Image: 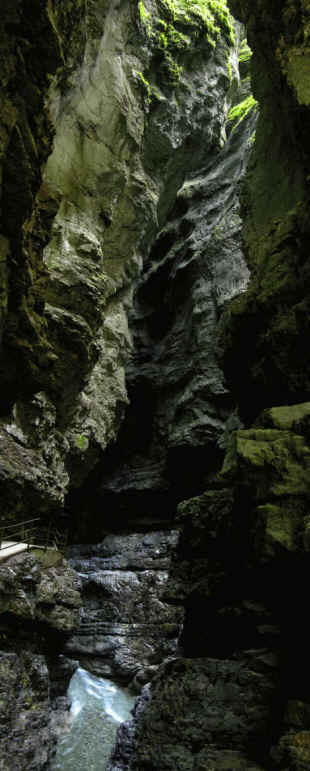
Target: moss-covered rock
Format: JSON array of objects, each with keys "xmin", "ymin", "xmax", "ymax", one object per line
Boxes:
[
  {"xmin": 274, "ymin": 730, "xmax": 310, "ymax": 770},
  {"xmin": 0, "ymin": 1, "xmax": 63, "ymax": 404},
  {"xmin": 257, "ymin": 402, "xmax": 310, "ymax": 432},
  {"xmin": 227, "ymin": 93, "xmax": 258, "ymax": 130},
  {"xmin": 137, "ymin": 402, "xmax": 310, "ymax": 769},
  {"xmin": 222, "ymin": 427, "xmax": 310, "ymax": 499},
  {"xmin": 219, "ymin": 0, "xmax": 310, "ymax": 414},
  {"xmin": 221, "ymin": 403, "xmax": 310, "ymax": 556}
]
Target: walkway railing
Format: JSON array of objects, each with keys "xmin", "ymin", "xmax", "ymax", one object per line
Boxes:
[{"xmin": 0, "ymin": 518, "xmax": 68, "ymax": 553}]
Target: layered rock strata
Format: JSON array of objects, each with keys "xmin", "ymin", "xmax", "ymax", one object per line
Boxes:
[{"xmin": 66, "ymin": 530, "xmax": 182, "ymax": 689}]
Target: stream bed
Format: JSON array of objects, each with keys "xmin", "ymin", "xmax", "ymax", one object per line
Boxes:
[{"xmin": 52, "ymin": 668, "xmax": 136, "ymax": 771}]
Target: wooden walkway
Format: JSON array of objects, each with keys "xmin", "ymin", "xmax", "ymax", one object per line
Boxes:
[
  {"xmin": 0, "ymin": 542, "xmax": 33, "ymax": 562},
  {"xmin": 0, "ymin": 518, "xmax": 67, "ymax": 563}
]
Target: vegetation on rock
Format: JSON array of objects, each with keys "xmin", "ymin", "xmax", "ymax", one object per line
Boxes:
[
  {"xmin": 137, "ymin": 0, "xmax": 234, "ymax": 87},
  {"xmin": 227, "ymin": 94, "xmax": 258, "ymax": 129},
  {"xmin": 217, "ymin": 0, "xmax": 310, "ymax": 416},
  {"xmin": 2, "ymin": 1, "xmax": 310, "ymax": 770}
]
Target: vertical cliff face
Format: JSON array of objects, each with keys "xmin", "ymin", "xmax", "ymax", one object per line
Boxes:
[
  {"xmin": 0, "ymin": 2, "xmax": 248, "ymax": 768},
  {"xmin": 93, "ymin": 100, "xmax": 256, "ymax": 531},
  {"xmin": 69, "ymin": 26, "xmax": 257, "ymax": 536},
  {"xmin": 1, "ymin": 1, "xmax": 310, "ymax": 770},
  {"xmin": 219, "ymin": 0, "xmax": 310, "ymax": 417},
  {"xmin": 0, "ymin": 0, "xmax": 237, "ymax": 526},
  {"xmin": 107, "ymin": 3, "xmax": 310, "ymax": 770}
]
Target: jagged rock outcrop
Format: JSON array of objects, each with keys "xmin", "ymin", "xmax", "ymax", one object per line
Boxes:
[
  {"xmin": 95, "ymin": 101, "xmax": 256, "ymax": 526},
  {"xmin": 66, "ymin": 530, "xmax": 182, "ymax": 688},
  {"xmin": 0, "ymin": 550, "xmax": 81, "ymax": 770},
  {"xmin": 0, "ymin": 550, "xmax": 81, "ymax": 629},
  {"xmin": 70, "ymin": 27, "xmax": 257, "ymax": 534},
  {"xmin": 108, "ymin": 656, "xmax": 274, "ymax": 770}
]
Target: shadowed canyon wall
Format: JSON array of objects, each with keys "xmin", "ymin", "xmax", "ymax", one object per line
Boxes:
[{"xmin": 1, "ymin": 1, "xmax": 310, "ymax": 769}]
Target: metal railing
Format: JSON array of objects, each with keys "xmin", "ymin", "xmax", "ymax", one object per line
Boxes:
[{"xmin": 0, "ymin": 518, "xmax": 68, "ymax": 553}]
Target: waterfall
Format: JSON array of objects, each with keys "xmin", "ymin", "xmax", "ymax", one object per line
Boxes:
[{"xmin": 52, "ymin": 668, "xmax": 136, "ymax": 771}]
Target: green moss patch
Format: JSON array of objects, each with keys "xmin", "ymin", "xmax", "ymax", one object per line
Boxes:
[
  {"xmin": 30, "ymin": 548, "xmax": 64, "ymax": 568},
  {"xmin": 257, "ymin": 503, "xmax": 299, "ymax": 551},
  {"xmin": 257, "ymin": 402, "xmax": 310, "ymax": 432},
  {"xmin": 157, "ymin": 0, "xmax": 234, "ymax": 47},
  {"xmin": 137, "ymin": 0, "xmax": 234, "ymax": 88},
  {"xmin": 222, "ymin": 425, "xmax": 310, "ymax": 500},
  {"xmin": 228, "ymin": 94, "xmax": 258, "ymax": 128},
  {"xmin": 238, "ymin": 38, "xmax": 252, "ymax": 63},
  {"xmin": 74, "ymin": 434, "xmax": 89, "ymax": 452},
  {"xmin": 286, "ymin": 48, "xmax": 310, "ymax": 105}
]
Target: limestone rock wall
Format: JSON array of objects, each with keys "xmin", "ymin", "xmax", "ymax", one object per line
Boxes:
[
  {"xmin": 2, "ymin": 2, "xmax": 310, "ymax": 771},
  {"xmin": 96, "ymin": 101, "xmax": 256, "ymax": 526},
  {"xmin": 0, "ymin": 0, "xmax": 239, "ymax": 525},
  {"xmin": 107, "ymin": 2, "xmax": 310, "ymax": 769},
  {"xmin": 219, "ymin": 0, "xmax": 310, "ymax": 417},
  {"xmin": 0, "ymin": 3, "xmax": 251, "ymax": 769}
]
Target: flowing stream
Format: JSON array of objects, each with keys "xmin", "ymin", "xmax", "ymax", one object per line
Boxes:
[{"xmin": 52, "ymin": 668, "xmax": 136, "ymax": 771}]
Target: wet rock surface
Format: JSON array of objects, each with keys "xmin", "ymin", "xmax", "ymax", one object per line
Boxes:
[
  {"xmin": 0, "ymin": 551, "xmax": 81, "ymax": 770},
  {"xmin": 66, "ymin": 531, "xmax": 183, "ymax": 687},
  {"xmin": 0, "ymin": 649, "xmax": 78, "ymax": 771},
  {"xmin": 0, "ymin": 0, "xmax": 62, "ymax": 397}
]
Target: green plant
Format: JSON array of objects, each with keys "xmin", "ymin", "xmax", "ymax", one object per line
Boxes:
[
  {"xmin": 138, "ymin": 71, "xmax": 152, "ymax": 102},
  {"xmin": 239, "ymin": 38, "xmax": 252, "ymax": 63},
  {"xmin": 158, "ymin": 0, "xmax": 234, "ymax": 47},
  {"xmin": 228, "ymin": 94, "xmax": 258, "ymax": 128},
  {"xmin": 139, "ymin": 1, "xmax": 152, "ymax": 35},
  {"xmin": 31, "ymin": 548, "xmax": 64, "ymax": 568},
  {"xmin": 75, "ymin": 433, "xmax": 89, "ymax": 451}
]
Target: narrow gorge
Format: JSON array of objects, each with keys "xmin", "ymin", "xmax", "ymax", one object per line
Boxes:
[{"xmin": 1, "ymin": 1, "xmax": 310, "ymax": 769}]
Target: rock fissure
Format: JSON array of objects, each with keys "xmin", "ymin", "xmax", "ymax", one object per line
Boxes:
[{"xmin": 1, "ymin": 1, "xmax": 310, "ymax": 770}]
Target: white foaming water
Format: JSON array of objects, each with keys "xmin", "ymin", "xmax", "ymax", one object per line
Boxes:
[{"xmin": 52, "ymin": 668, "xmax": 135, "ymax": 771}]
